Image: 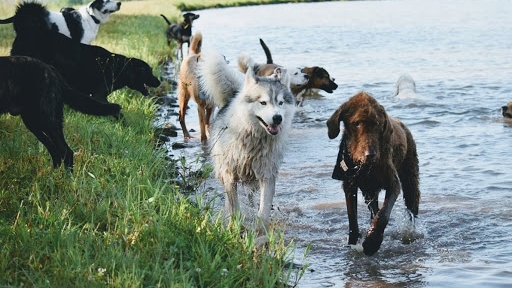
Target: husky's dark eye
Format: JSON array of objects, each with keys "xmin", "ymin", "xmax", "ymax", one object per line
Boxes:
[{"xmin": 260, "ymin": 101, "xmax": 267, "ymax": 105}]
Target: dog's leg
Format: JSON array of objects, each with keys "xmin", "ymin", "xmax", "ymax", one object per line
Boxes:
[
  {"xmin": 21, "ymin": 113, "xmax": 73, "ymax": 170},
  {"xmin": 399, "ymin": 133, "xmax": 420, "ymax": 217},
  {"xmin": 197, "ymin": 103, "xmax": 207, "ymax": 142},
  {"xmin": 343, "ymin": 180, "xmax": 360, "ymax": 245},
  {"xmin": 178, "ymin": 82, "xmax": 191, "ymax": 139},
  {"xmin": 257, "ymin": 177, "xmax": 276, "ymax": 234},
  {"xmin": 204, "ymin": 106, "xmax": 213, "ymax": 140},
  {"xmin": 224, "ymin": 180, "xmax": 240, "ymax": 222},
  {"xmin": 364, "ymin": 192, "xmax": 379, "ymax": 221},
  {"xmin": 177, "ymin": 43, "xmax": 183, "ymax": 60},
  {"xmin": 362, "ymin": 173, "xmax": 400, "ymax": 256}
]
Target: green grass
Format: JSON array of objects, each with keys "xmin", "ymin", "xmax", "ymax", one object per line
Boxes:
[{"xmin": 0, "ymin": 0, "xmax": 308, "ymax": 286}]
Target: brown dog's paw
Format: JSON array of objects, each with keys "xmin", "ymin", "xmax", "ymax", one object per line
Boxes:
[{"xmin": 362, "ymin": 233, "xmax": 383, "ymax": 256}]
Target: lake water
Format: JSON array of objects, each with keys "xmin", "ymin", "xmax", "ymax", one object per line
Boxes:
[{"xmin": 157, "ymin": 0, "xmax": 512, "ymax": 287}]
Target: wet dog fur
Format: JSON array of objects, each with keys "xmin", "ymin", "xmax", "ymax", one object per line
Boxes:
[
  {"xmin": 200, "ymin": 51, "xmax": 296, "ymax": 234},
  {"xmin": 0, "ymin": 1, "xmax": 121, "ymax": 44},
  {"xmin": 0, "ymin": 56, "xmax": 121, "ymax": 170},
  {"xmin": 161, "ymin": 12, "xmax": 200, "ymax": 60},
  {"xmin": 327, "ymin": 91, "xmax": 420, "ymax": 255}
]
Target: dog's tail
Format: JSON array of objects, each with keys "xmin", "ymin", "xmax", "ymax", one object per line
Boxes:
[
  {"xmin": 160, "ymin": 14, "xmax": 172, "ymax": 25},
  {"xmin": 197, "ymin": 51, "xmax": 244, "ymax": 109},
  {"xmin": 6, "ymin": 2, "xmax": 53, "ymax": 34},
  {"xmin": 189, "ymin": 31, "xmax": 202, "ymax": 55},
  {"xmin": 64, "ymin": 88, "xmax": 122, "ymax": 118},
  {"xmin": 237, "ymin": 51, "xmax": 254, "ymax": 74},
  {"xmin": 0, "ymin": 16, "xmax": 14, "ymax": 24},
  {"xmin": 259, "ymin": 38, "xmax": 273, "ymax": 64}
]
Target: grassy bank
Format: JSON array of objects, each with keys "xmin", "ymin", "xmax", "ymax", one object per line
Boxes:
[{"xmin": 0, "ymin": 0, "xmax": 306, "ymax": 286}]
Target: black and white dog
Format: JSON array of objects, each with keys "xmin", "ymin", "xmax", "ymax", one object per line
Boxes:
[{"xmin": 0, "ymin": 0, "xmax": 121, "ymax": 44}]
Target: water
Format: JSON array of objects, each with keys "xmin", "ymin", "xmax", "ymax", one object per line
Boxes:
[{"xmin": 157, "ymin": 0, "xmax": 512, "ymax": 286}]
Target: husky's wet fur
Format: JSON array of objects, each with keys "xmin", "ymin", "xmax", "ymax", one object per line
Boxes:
[{"xmin": 200, "ymin": 52, "xmax": 296, "ymax": 234}]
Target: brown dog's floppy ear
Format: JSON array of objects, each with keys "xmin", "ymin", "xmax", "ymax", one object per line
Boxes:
[
  {"xmin": 327, "ymin": 104, "xmax": 345, "ymax": 139},
  {"xmin": 379, "ymin": 105, "xmax": 393, "ymax": 138}
]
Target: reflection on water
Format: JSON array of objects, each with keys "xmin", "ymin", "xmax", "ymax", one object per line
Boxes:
[{"xmin": 159, "ymin": 0, "xmax": 512, "ymax": 286}]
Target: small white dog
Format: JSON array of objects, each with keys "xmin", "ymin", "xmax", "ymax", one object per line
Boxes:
[{"xmin": 394, "ymin": 73, "xmax": 420, "ymax": 99}]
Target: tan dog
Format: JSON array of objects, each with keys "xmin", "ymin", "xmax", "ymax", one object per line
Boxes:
[
  {"xmin": 177, "ymin": 31, "xmax": 214, "ymax": 142},
  {"xmin": 502, "ymin": 101, "xmax": 512, "ymax": 119},
  {"xmin": 327, "ymin": 91, "xmax": 420, "ymax": 256}
]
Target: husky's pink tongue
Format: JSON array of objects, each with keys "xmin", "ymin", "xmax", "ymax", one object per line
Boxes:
[{"xmin": 268, "ymin": 124, "xmax": 279, "ymax": 135}]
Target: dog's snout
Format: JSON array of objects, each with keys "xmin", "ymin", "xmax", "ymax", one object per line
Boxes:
[{"xmin": 273, "ymin": 114, "xmax": 283, "ymax": 125}]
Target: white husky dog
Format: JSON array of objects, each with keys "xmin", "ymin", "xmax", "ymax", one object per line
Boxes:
[
  {"xmin": 198, "ymin": 51, "xmax": 296, "ymax": 232},
  {"xmin": 394, "ymin": 73, "xmax": 420, "ymax": 99}
]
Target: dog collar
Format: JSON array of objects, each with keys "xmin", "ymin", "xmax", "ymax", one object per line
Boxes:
[
  {"xmin": 87, "ymin": 4, "xmax": 100, "ymax": 24},
  {"xmin": 332, "ymin": 136, "xmax": 362, "ymax": 181},
  {"xmin": 90, "ymin": 14, "xmax": 100, "ymax": 24}
]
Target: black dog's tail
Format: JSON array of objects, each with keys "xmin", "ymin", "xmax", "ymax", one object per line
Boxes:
[
  {"xmin": 259, "ymin": 38, "xmax": 273, "ymax": 64},
  {"xmin": 64, "ymin": 88, "xmax": 122, "ymax": 117},
  {"xmin": 160, "ymin": 14, "xmax": 172, "ymax": 25},
  {"xmin": 5, "ymin": 2, "xmax": 52, "ymax": 34},
  {"xmin": 0, "ymin": 16, "xmax": 14, "ymax": 24}
]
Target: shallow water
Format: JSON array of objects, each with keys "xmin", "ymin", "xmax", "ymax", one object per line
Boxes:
[{"xmin": 157, "ymin": 0, "xmax": 512, "ymax": 286}]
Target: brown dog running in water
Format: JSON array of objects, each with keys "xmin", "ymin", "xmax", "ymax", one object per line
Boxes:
[
  {"xmin": 177, "ymin": 31, "xmax": 214, "ymax": 142},
  {"xmin": 327, "ymin": 91, "xmax": 420, "ymax": 255}
]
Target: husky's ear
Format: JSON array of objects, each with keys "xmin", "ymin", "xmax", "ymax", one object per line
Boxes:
[
  {"xmin": 245, "ymin": 66, "xmax": 258, "ymax": 86},
  {"xmin": 326, "ymin": 102, "xmax": 347, "ymax": 139}
]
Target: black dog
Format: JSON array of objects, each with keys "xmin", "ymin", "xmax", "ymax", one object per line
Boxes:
[
  {"xmin": 5, "ymin": 2, "xmax": 160, "ymax": 117},
  {"xmin": 161, "ymin": 12, "xmax": 199, "ymax": 59},
  {"xmin": 0, "ymin": 56, "xmax": 121, "ymax": 170},
  {"xmin": 68, "ymin": 44, "xmax": 162, "ymax": 104}
]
